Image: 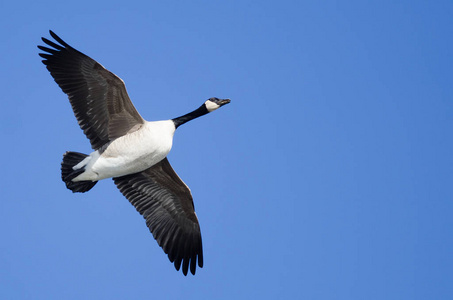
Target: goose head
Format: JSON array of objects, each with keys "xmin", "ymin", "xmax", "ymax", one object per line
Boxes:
[{"xmin": 204, "ymin": 97, "xmax": 231, "ymax": 112}]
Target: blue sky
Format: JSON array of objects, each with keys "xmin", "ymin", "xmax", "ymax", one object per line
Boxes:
[{"xmin": 1, "ymin": 1, "xmax": 452, "ymax": 299}]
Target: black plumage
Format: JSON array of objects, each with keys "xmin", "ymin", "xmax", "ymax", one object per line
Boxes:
[
  {"xmin": 38, "ymin": 31, "xmax": 144, "ymax": 150},
  {"xmin": 114, "ymin": 158, "xmax": 203, "ymax": 275}
]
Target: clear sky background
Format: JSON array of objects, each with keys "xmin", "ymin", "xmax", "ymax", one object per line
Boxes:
[{"xmin": 1, "ymin": 1, "xmax": 452, "ymax": 299}]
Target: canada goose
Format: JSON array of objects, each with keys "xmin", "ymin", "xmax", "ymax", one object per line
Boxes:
[{"xmin": 38, "ymin": 31, "xmax": 230, "ymax": 276}]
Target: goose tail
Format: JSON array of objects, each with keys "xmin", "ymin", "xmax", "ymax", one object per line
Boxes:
[{"xmin": 61, "ymin": 151, "xmax": 97, "ymax": 193}]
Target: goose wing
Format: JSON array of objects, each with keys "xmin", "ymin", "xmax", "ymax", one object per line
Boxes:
[
  {"xmin": 113, "ymin": 158, "xmax": 203, "ymax": 276},
  {"xmin": 38, "ymin": 30, "xmax": 145, "ymax": 150}
]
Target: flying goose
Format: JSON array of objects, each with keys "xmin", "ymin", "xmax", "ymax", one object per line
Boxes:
[{"xmin": 38, "ymin": 31, "xmax": 230, "ymax": 276}]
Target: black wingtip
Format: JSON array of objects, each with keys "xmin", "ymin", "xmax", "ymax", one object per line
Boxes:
[
  {"xmin": 198, "ymin": 254, "xmax": 204, "ymax": 268},
  {"xmin": 48, "ymin": 30, "xmax": 71, "ymax": 48},
  {"xmin": 174, "ymin": 256, "xmax": 183, "ymax": 272},
  {"xmin": 182, "ymin": 258, "xmax": 190, "ymax": 276}
]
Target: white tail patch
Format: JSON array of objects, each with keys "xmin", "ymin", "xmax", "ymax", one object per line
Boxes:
[{"xmin": 73, "ymin": 154, "xmax": 92, "ymax": 170}]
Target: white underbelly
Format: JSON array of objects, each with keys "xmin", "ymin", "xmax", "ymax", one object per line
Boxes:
[
  {"xmin": 93, "ymin": 144, "xmax": 169, "ymax": 179},
  {"xmin": 73, "ymin": 120, "xmax": 175, "ymax": 181}
]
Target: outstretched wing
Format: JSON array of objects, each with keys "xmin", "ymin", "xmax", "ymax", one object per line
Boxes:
[
  {"xmin": 113, "ymin": 158, "xmax": 203, "ymax": 276},
  {"xmin": 38, "ymin": 30, "xmax": 145, "ymax": 150}
]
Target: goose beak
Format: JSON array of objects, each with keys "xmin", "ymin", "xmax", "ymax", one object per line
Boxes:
[{"xmin": 219, "ymin": 99, "xmax": 231, "ymax": 106}]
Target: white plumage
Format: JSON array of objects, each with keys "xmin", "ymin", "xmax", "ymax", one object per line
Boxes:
[{"xmin": 74, "ymin": 120, "xmax": 176, "ymax": 181}]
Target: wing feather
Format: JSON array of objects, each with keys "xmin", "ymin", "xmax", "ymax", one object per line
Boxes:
[
  {"xmin": 113, "ymin": 158, "xmax": 203, "ymax": 275},
  {"xmin": 38, "ymin": 30, "xmax": 145, "ymax": 149}
]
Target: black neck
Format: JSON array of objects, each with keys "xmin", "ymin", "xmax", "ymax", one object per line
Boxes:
[{"xmin": 172, "ymin": 104, "xmax": 209, "ymax": 129}]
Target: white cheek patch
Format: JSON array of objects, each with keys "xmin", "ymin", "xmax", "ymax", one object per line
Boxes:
[{"xmin": 205, "ymin": 100, "xmax": 220, "ymax": 112}]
